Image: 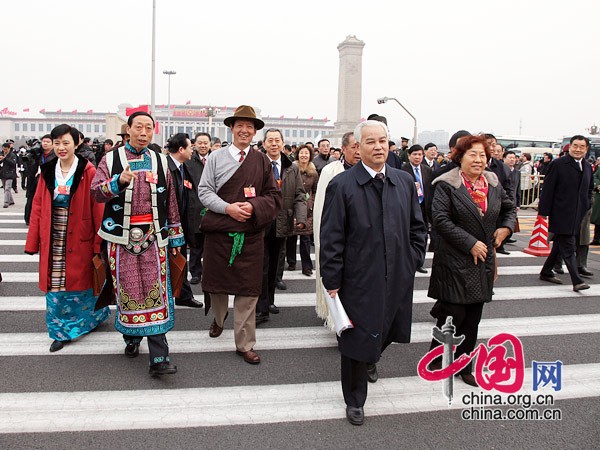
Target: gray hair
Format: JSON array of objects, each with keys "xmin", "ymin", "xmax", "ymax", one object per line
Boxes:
[
  {"xmin": 341, "ymin": 131, "xmax": 354, "ymax": 148},
  {"xmin": 354, "ymin": 120, "xmax": 389, "ymax": 143}
]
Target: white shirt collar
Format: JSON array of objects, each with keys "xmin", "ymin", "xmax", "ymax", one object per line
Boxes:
[
  {"xmin": 361, "ymin": 161, "xmax": 386, "ymax": 178},
  {"xmin": 230, "ymin": 143, "xmax": 250, "ymax": 162},
  {"xmin": 267, "ymin": 155, "xmax": 282, "ymax": 167},
  {"xmin": 168, "ymin": 153, "xmax": 182, "ymax": 169}
]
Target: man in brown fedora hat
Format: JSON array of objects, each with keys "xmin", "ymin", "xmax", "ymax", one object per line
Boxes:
[{"xmin": 198, "ymin": 105, "xmax": 282, "ymax": 364}]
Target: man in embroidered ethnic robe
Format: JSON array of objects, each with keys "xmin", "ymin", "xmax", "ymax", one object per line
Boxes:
[
  {"xmin": 91, "ymin": 112, "xmax": 183, "ymax": 377},
  {"xmin": 198, "ymin": 105, "xmax": 282, "ymax": 365}
]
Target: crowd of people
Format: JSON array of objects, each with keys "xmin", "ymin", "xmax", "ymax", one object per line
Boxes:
[{"xmin": 1, "ymin": 103, "xmax": 596, "ymax": 426}]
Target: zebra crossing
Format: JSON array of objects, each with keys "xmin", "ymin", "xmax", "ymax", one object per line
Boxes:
[{"xmin": 1, "ymin": 197, "xmax": 599, "ymax": 446}]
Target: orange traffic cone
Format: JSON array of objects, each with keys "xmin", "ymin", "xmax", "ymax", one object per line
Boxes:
[{"xmin": 523, "ymin": 215, "xmax": 551, "ymax": 256}]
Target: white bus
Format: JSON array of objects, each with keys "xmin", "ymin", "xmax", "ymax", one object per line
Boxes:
[{"xmin": 496, "ymin": 135, "xmax": 561, "ymax": 150}]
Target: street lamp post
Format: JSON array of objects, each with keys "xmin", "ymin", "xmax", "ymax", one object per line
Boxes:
[
  {"xmin": 377, "ymin": 96, "xmax": 418, "ymax": 145},
  {"xmin": 206, "ymin": 106, "xmax": 215, "ymax": 137},
  {"xmin": 163, "ymin": 70, "xmax": 176, "ymax": 147}
]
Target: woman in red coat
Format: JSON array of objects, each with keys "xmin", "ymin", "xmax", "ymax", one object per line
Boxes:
[{"xmin": 25, "ymin": 124, "xmax": 109, "ymax": 352}]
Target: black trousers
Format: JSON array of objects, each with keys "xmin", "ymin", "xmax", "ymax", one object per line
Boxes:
[
  {"xmin": 541, "ymin": 234, "xmax": 583, "ymax": 285},
  {"xmin": 341, "ymin": 354, "xmax": 368, "ymax": 407},
  {"xmin": 123, "ymin": 333, "xmax": 169, "ymax": 365},
  {"xmin": 429, "ymin": 301, "xmax": 484, "ymax": 375},
  {"xmin": 188, "ymin": 233, "xmax": 204, "ymax": 278},
  {"xmin": 286, "ymin": 236, "xmax": 297, "ymax": 266},
  {"xmin": 298, "ymin": 235, "xmax": 313, "ymax": 270},
  {"xmin": 176, "ymin": 244, "xmax": 194, "ymax": 303},
  {"xmin": 257, "ymin": 222, "xmax": 284, "ymax": 314}
]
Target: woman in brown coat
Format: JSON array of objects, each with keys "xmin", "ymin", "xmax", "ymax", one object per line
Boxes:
[{"xmin": 292, "ymin": 145, "xmax": 319, "ymax": 275}]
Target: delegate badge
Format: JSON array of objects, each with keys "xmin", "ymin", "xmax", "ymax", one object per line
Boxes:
[
  {"xmin": 244, "ymin": 186, "xmax": 256, "ymax": 198},
  {"xmin": 145, "ymin": 172, "xmax": 158, "ymax": 184}
]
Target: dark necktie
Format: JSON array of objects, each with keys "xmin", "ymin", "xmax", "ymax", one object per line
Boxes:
[
  {"xmin": 373, "ymin": 172, "xmax": 384, "ymax": 196},
  {"xmin": 179, "ymin": 164, "xmax": 185, "ymax": 196},
  {"xmin": 272, "ymin": 161, "xmax": 280, "ymax": 180},
  {"xmin": 239, "ymin": 150, "xmax": 245, "ymax": 163},
  {"xmin": 202, "ymin": 157, "xmax": 206, "ymax": 166}
]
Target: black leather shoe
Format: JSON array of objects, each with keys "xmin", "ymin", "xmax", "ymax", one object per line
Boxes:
[
  {"xmin": 506, "ymin": 238, "xmax": 517, "ymax": 244},
  {"xmin": 49, "ymin": 340, "xmax": 69, "ymax": 352},
  {"xmin": 190, "ymin": 276, "xmax": 201, "ymax": 285},
  {"xmin": 269, "ymin": 304, "xmax": 280, "ymax": 314},
  {"xmin": 176, "ymin": 297, "xmax": 203, "ymax": 308},
  {"xmin": 553, "ymin": 267, "xmax": 565, "ymax": 274},
  {"xmin": 416, "ymin": 267, "xmax": 428, "ymax": 274},
  {"xmin": 256, "ymin": 312, "xmax": 269, "ymax": 324},
  {"xmin": 578, "ymin": 267, "xmax": 594, "ymax": 277},
  {"xmin": 496, "ymin": 248, "xmax": 510, "ymax": 255},
  {"xmin": 286, "ymin": 264, "xmax": 296, "ymax": 271},
  {"xmin": 149, "ymin": 362, "xmax": 177, "ymax": 376},
  {"xmin": 459, "ymin": 373, "xmax": 478, "ymax": 387},
  {"xmin": 302, "ymin": 268, "xmax": 313, "ymax": 276},
  {"xmin": 275, "ymin": 280, "xmax": 287, "ymax": 290},
  {"xmin": 367, "ymin": 363, "xmax": 378, "ymax": 383},
  {"xmin": 346, "ymin": 406, "xmax": 364, "ymax": 426},
  {"xmin": 540, "ymin": 274, "xmax": 563, "ymax": 284},
  {"xmin": 573, "ymin": 283, "xmax": 590, "ymax": 292},
  {"xmin": 125, "ymin": 342, "xmax": 140, "ymax": 358}
]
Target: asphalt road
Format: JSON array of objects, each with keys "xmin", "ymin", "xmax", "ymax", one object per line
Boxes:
[{"xmin": 0, "ymin": 191, "xmax": 599, "ymax": 449}]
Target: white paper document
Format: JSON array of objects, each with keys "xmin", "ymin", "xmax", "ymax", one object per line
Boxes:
[{"xmin": 321, "ymin": 282, "xmax": 354, "ymax": 336}]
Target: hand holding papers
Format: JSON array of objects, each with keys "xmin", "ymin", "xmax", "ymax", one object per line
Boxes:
[{"xmin": 322, "ymin": 282, "xmax": 354, "ymax": 336}]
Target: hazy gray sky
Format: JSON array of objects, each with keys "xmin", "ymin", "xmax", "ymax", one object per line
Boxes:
[{"xmin": 4, "ymin": 0, "xmax": 599, "ymax": 139}]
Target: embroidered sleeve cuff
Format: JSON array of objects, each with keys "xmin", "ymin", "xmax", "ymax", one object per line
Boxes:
[
  {"xmin": 97, "ymin": 174, "xmax": 122, "ymax": 199},
  {"xmin": 168, "ymin": 224, "xmax": 185, "ymax": 247}
]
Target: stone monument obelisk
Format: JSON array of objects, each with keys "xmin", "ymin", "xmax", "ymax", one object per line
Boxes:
[{"xmin": 332, "ymin": 35, "xmax": 365, "ymax": 144}]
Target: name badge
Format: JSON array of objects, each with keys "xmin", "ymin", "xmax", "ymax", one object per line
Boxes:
[
  {"xmin": 415, "ymin": 182, "xmax": 423, "ymax": 197},
  {"xmin": 145, "ymin": 172, "xmax": 158, "ymax": 184},
  {"xmin": 57, "ymin": 185, "xmax": 70, "ymax": 195},
  {"xmin": 184, "ymin": 180, "xmax": 193, "ymax": 190},
  {"xmin": 244, "ymin": 186, "xmax": 256, "ymax": 198}
]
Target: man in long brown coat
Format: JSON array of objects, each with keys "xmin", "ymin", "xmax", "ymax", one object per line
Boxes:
[{"xmin": 198, "ymin": 105, "xmax": 282, "ymax": 364}]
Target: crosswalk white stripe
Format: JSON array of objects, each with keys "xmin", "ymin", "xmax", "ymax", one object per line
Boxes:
[
  {"xmin": 0, "ymin": 220, "xmax": 24, "ymax": 224},
  {"xmin": 0, "ymin": 240, "xmax": 25, "ymax": 245},
  {"xmin": 0, "ymin": 228, "xmax": 27, "ymax": 233},
  {"xmin": 2, "ymin": 284, "xmax": 599, "ymax": 311},
  {"xmin": 1, "ymin": 313, "xmax": 599, "ymax": 356},
  {"xmin": 0, "ymin": 212, "xmax": 24, "ymax": 216},
  {"xmin": 0, "ymin": 362, "xmax": 597, "ymax": 433},
  {"xmin": 0, "ymin": 250, "xmax": 538, "ymax": 263}
]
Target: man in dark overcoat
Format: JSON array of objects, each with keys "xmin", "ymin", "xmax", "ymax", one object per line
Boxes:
[
  {"xmin": 539, "ymin": 135, "xmax": 594, "ymax": 291},
  {"xmin": 320, "ymin": 120, "xmax": 427, "ymax": 425},
  {"xmin": 186, "ymin": 132, "xmax": 211, "ymax": 285}
]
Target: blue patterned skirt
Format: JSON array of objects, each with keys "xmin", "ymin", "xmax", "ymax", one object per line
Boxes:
[{"xmin": 46, "ymin": 289, "xmax": 109, "ymax": 341}]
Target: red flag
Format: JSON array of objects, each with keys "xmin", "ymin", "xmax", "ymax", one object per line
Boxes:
[
  {"xmin": 154, "ymin": 121, "xmax": 160, "ymax": 134},
  {"xmin": 39, "ymin": 108, "xmax": 46, "ymax": 113},
  {"xmin": 159, "ymin": 104, "xmax": 165, "ymax": 109},
  {"xmin": 87, "ymin": 109, "xmax": 93, "ymax": 114},
  {"xmin": 279, "ymin": 115, "xmax": 284, "ymax": 119},
  {"xmin": 125, "ymin": 105, "xmax": 149, "ymax": 116},
  {"xmin": 170, "ymin": 105, "xmax": 176, "ymax": 109},
  {"xmin": 222, "ymin": 106, "xmax": 227, "ymax": 110},
  {"xmin": 22, "ymin": 108, "xmax": 30, "ymax": 112},
  {"xmin": 71, "ymin": 109, "xmax": 77, "ymax": 114},
  {"xmin": 309, "ymin": 116, "xmax": 313, "ymax": 120},
  {"xmin": 361, "ymin": 117, "xmax": 366, "ymax": 122},
  {"xmin": 57, "ymin": 109, "xmax": 62, "ymax": 113},
  {"xmin": 185, "ymin": 100, "xmax": 191, "ymax": 105},
  {"xmin": 323, "ymin": 117, "xmax": 328, "ymax": 121}
]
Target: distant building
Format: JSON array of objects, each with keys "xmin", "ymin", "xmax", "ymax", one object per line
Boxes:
[
  {"xmin": 0, "ymin": 104, "xmax": 334, "ymax": 147},
  {"xmin": 418, "ymin": 129, "xmax": 450, "ymax": 152}
]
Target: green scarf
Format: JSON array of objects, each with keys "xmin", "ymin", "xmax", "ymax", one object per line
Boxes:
[{"xmin": 228, "ymin": 232, "xmax": 245, "ymax": 266}]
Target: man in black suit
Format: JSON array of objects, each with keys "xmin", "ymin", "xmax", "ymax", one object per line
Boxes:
[
  {"xmin": 423, "ymin": 143, "xmax": 441, "ymax": 172},
  {"xmin": 503, "ymin": 150, "xmax": 521, "ymax": 244},
  {"xmin": 402, "ymin": 145, "xmax": 432, "ymax": 274},
  {"xmin": 186, "ymin": 132, "xmax": 211, "ymax": 285},
  {"xmin": 166, "ymin": 133, "xmax": 203, "ymax": 308},
  {"xmin": 485, "ymin": 134, "xmax": 514, "ymax": 255},
  {"xmin": 539, "ymin": 135, "xmax": 594, "ymax": 292}
]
